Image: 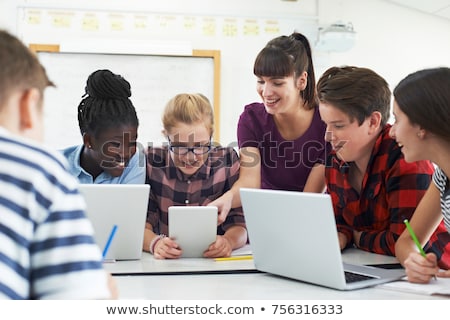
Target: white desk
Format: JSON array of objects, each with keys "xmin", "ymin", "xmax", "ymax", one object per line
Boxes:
[
  {"xmin": 104, "ymin": 254, "xmax": 255, "ymax": 275},
  {"xmin": 108, "ymin": 248, "xmax": 445, "ymax": 300}
]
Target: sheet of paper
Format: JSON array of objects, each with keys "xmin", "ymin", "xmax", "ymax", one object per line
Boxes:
[
  {"xmin": 231, "ymin": 244, "xmax": 252, "ymax": 256},
  {"xmin": 378, "ymin": 276, "xmax": 450, "ymax": 296}
]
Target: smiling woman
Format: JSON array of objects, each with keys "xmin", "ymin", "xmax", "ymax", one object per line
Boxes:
[
  {"xmin": 391, "ymin": 67, "xmax": 450, "ymax": 282},
  {"xmin": 208, "ymin": 32, "xmax": 329, "ymax": 226},
  {"xmin": 61, "ymin": 69, "xmax": 146, "ymax": 184}
]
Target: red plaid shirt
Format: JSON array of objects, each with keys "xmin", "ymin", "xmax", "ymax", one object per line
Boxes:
[
  {"xmin": 145, "ymin": 146, "xmax": 245, "ymax": 236},
  {"xmin": 428, "ymin": 222, "xmax": 450, "ymax": 269},
  {"xmin": 326, "ymin": 125, "xmax": 434, "ymax": 256}
]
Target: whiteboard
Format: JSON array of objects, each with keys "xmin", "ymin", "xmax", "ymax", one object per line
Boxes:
[{"xmin": 34, "ymin": 48, "xmax": 219, "ymax": 150}]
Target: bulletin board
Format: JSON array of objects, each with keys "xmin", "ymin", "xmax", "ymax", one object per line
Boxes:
[{"xmin": 30, "ymin": 44, "xmax": 221, "ymax": 149}]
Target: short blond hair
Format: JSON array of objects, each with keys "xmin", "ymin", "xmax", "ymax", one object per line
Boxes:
[{"xmin": 162, "ymin": 93, "xmax": 214, "ymax": 136}]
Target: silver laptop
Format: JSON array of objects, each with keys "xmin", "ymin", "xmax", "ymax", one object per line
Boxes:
[
  {"xmin": 168, "ymin": 206, "xmax": 217, "ymax": 258},
  {"xmin": 79, "ymin": 184, "xmax": 150, "ymax": 261},
  {"xmin": 240, "ymin": 188, "xmax": 405, "ymax": 290}
]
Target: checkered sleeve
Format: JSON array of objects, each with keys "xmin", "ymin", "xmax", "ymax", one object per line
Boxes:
[{"xmin": 357, "ymin": 156, "xmax": 433, "ymax": 255}]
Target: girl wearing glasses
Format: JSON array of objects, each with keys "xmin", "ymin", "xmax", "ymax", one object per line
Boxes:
[
  {"xmin": 61, "ymin": 69, "xmax": 145, "ymax": 184},
  {"xmin": 144, "ymin": 93, "xmax": 247, "ymax": 259}
]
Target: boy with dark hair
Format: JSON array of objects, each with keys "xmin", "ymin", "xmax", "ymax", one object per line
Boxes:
[{"xmin": 317, "ymin": 66, "xmax": 434, "ymax": 256}]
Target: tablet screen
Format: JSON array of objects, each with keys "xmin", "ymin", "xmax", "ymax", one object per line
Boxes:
[{"xmin": 168, "ymin": 206, "xmax": 218, "ymax": 258}]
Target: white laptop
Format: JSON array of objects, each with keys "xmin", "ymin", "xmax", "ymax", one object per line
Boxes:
[
  {"xmin": 168, "ymin": 206, "xmax": 218, "ymax": 258},
  {"xmin": 240, "ymin": 188, "xmax": 405, "ymax": 290},
  {"xmin": 79, "ymin": 184, "xmax": 150, "ymax": 261}
]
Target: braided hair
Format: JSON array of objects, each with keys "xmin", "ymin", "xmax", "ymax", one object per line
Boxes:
[{"xmin": 77, "ymin": 69, "xmax": 138, "ymax": 137}]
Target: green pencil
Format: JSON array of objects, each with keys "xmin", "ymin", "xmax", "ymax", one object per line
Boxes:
[
  {"xmin": 404, "ymin": 219, "xmax": 436, "ymax": 280},
  {"xmin": 403, "ymin": 219, "xmax": 426, "ymax": 257}
]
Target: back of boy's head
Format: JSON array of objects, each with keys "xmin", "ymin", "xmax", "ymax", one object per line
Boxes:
[
  {"xmin": 0, "ymin": 30, "xmax": 53, "ymax": 109},
  {"xmin": 77, "ymin": 69, "xmax": 138, "ymax": 137},
  {"xmin": 317, "ymin": 66, "xmax": 391, "ymax": 126},
  {"xmin": 162, "ymin": 93, "xmax": 214, "ymax": 136}
]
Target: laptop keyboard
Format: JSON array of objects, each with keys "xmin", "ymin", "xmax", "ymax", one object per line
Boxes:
[{"xmin": 344, "ymin": 271, "xmax": 377, "ymax": 283}]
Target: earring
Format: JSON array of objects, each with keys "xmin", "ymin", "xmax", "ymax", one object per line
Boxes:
[{"xmin": 87, "ymin": 145, "xmax": 92, "ymax": 149}]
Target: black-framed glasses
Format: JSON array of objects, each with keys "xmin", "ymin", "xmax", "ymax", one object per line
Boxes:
[{"xmin": 167, "ymin": 137, "xmax": 212, "ymax": 155}]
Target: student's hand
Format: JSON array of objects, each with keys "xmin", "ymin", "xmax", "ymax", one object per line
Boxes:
[
  {"xmin": 153, "ymin": 237, "xmax": 182, "ymax": 259},
  {"xmin": 208, "ymin": 193, "xmax": 232, "ymax": 225},
  {"xmin": 353, "ymin": 230, "xmax": 362, "ymax": 248},
  {"xmin": 107, "ymin": 272, "xmax": 119, "ymax": 299},
  {"xmin": 436, "ymin": 269, "xmax": 450, "ymax": 278},
  {"xmin": 404, "ymin": 252, "xmax": 439, "ymax": 283},
  {"xmin": 203, "ymin": 235, "xmax": 232, "ymax": 258},
  {"xmin": 338, "ymin": 232, "xmax": 348, "ymax": 250}
]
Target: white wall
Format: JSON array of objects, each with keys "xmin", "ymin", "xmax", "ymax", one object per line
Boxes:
[
  {"xmin": 1, "ymin": 0, "xmax": 450, "ymax": 147},
  {"xmin": 0, "ymin": 0, "xmax": 16, "ymax": 33},
  {"xmin": 316, "ymin": 0, "xmax": 450, "ymax": 86}
]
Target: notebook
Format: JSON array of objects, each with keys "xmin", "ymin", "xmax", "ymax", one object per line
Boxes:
[
  {"xmin": 79, "ymin": 184, "xmax": 150, "ymax": 261},
  {"xmin": 168, "ymin": 206, "xmax": 218, "ymax": 258},
  {"xmin": 240, "ymin": 188, "xmax": 405, "ymax": 290}
]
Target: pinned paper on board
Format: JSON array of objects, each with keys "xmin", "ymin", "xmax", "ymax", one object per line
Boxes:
[
  {"xmin": 202, "ymin": 17, "xmax": 216, "ymax": 37},
  {"xmin": 26, "ymin": 10, "xmax": 42, "ymax": 25},
  {"xmin": 222, "ymin": 18, "xmax": 238, "ymax": 37},
  {"xmin": 264, "ymin": 20, "xmax": 280, "ymax": 35},
  {"xmin": 183, "ymin": 16, "xmax": 197, "ymax": 31},
  {"xmin": 49, "ymin": 11, "xmax": 73, "ymax": 29},
  {"xmin": 243, "ymin": 19, "xmax": 259, "ymax": 36},
  {"xmin": 82, "ymin": 13, "xmax": 99, "ymax": 31},
  {"xmin": 19, "ymin": 7, "xmax": 298, "ymax": 41},
  {"xmin": 109, "ymin": 13, "xmax": 125, "ymax": 31},
  {"xmin": 133, "ymin": 15, "xmax": 148, "ymax": 30}
]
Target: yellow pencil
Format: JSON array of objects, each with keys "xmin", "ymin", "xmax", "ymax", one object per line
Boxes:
[{"xmin": 214, "ymin": 255, "xmax": 253, "ymax": 261}]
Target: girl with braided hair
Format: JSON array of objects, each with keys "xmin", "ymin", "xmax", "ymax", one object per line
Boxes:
[{"xmin": 62, "ymin": 69, "xmax": 145, "ymax": 184}]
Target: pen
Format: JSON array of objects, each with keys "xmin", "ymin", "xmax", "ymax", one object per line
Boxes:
[
  {"xmin": 102, "ymin": 224, "xmax": 118, "ymax": 259},
  {"xmin": 404, "ymin": 219, "xmax": 436, "ymax": 279},
  {"xmin": 214, "ymin": 255, "xmax": 253, "ymax": 262}
]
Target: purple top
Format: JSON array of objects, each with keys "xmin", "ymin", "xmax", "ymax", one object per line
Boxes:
[{"xmin": 237, "ymin": 102, "xmax": 327, "ymax": 191}]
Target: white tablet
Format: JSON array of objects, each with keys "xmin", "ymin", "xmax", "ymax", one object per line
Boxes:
[{"xmin": 168, "ymin": 206, "xmax": 218, "ymax": 258}]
